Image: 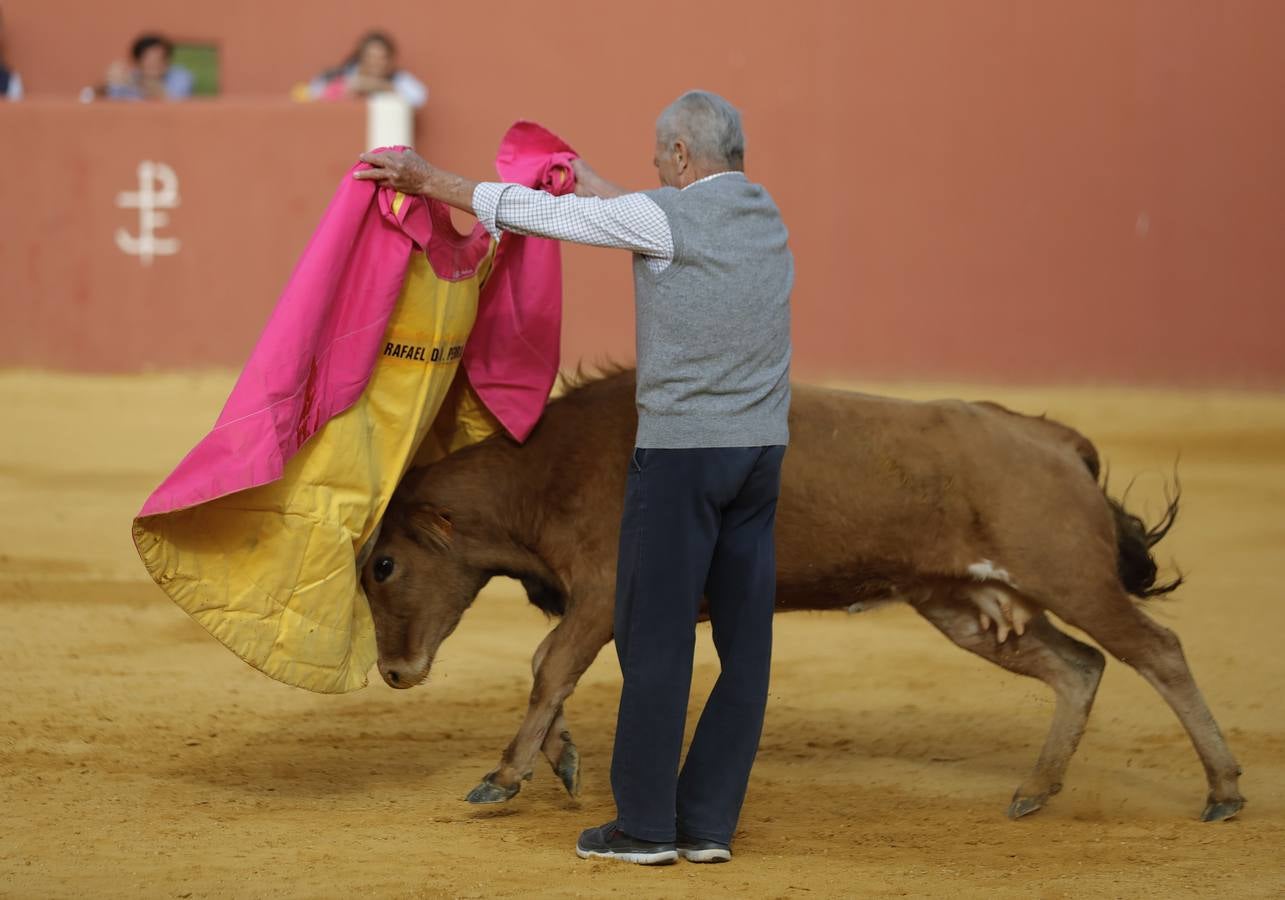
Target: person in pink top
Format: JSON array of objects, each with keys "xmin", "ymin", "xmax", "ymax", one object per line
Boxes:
[{"xmin": 309, "ymin": 31, "xmax": 427, "ymax": 108}]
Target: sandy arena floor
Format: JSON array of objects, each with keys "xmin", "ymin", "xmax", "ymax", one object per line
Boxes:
[{"xmin": 1, "ymin": 371, "xmax": 1282, "ymax": 898}]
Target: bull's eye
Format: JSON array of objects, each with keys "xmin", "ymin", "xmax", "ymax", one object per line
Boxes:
[{"xmin": 373, "ymin": 557, "xmax": 395, "ymax": 583}]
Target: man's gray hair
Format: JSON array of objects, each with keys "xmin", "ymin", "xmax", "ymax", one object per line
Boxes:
[{"xmin": 657, "ymin": 90, "xmax": 745, "ymax": 170}]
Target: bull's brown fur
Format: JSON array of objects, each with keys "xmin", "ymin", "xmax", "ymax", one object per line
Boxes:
[{"xmin": 361, "ymin": 371, "xmax": 1243, "ymax": 822}]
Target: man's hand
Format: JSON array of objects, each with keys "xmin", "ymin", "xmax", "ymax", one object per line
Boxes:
[
  {"xmin": 353, "ymin": 149, "xmax": 480, "ymax": 214},
  {"xmin": 354, "ymin": 148, "xmax": 435, "ymax": 195},
  {"xmin": 572, "ymin": 159, "xmax": 600, "ymax": 197},
  {"xmin": 571, "ymin": 158, "xmax": 627, "ymax": 199}
]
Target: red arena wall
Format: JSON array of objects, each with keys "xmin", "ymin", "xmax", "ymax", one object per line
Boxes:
[{"xmin": 2, "ymin": 0, "xmax": 1283, "ymax": 385}]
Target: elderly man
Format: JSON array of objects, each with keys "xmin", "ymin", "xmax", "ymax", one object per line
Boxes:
[{"xmin": 356, "ymin": 90, "xmax": 793, "ymax": 865}]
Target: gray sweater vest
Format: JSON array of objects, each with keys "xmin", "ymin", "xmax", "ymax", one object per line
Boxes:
[{"xmin": 632, "ymin": 172, "xmax": 794, "ymax": 448}]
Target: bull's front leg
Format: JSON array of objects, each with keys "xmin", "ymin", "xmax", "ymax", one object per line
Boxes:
[{"xmin": 465, "ymin": 610, "xmax": 611, "ymax": 804}]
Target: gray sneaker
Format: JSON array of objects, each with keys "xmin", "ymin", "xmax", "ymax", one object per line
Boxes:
[
  {"xmin": 575, "ymin": 821, "xmax": 678, "ymax": 865},
  {"xmin": 677, "ymin": 835, "xmax": 732, "ymax": 863}
]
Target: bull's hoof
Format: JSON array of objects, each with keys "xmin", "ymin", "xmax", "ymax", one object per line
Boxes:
[
  {"xmin": 1006, "ymin": 794, "xmax": 1047, "ymax": 820},
  {"xmin": 1201, "ymin": 797, "xmax": 1244, "ymax": 822},
  {"xmin": 465, "ymin": 777, "xmax": 521, "ymax": 805},
  {"xmin": 554, "ymin": 742, "xmax": 581, "ymax": 797}
]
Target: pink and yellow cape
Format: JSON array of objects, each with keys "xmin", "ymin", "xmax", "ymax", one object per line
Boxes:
[{"xmin": 133, "ymin": 123, "xmax": 576, "ymax": 692}]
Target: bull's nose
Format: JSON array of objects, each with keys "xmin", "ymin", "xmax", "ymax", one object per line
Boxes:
[
  {"xmin": 378, "ymin": 655, "xmax": 427, "ymax": 689},
  {"xmin": 378, "ymin": 660, "xmax": 410, "ymax": 688}
]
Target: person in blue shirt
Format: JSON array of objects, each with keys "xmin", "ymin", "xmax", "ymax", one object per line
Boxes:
[
  {"xmin": 105, "ymin": 33, "xmax": 193, "ymax": 101},
  {"xmin": 0, "ymin": 7, "xmax": 23, "ymax": 100}
]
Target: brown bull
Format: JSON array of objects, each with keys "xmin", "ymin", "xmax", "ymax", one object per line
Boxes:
[{"xmin": 360, "ymin": 370, "xmax": 1244, "ymax": 822}]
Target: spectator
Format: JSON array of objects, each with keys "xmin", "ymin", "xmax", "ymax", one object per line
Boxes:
[
  {"xmin": 105, "ymin": 33, "xmax": 193, "ymax": 101},
  {"xmin": 309, "ymin": 31, "xmax": 426, "ymax": 108},
  {"xmin": 0, "ymin": 7, "xmax": 22, "ymax": 100}
]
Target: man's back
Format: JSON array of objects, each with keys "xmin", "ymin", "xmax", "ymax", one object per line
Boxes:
[{"xmin": 633, "ymin": 172, "xmax": 793, "ymax": 449}]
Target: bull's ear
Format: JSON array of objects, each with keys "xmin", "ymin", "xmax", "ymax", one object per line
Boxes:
[{"xmin": 408, "ymin": 505, "xmax": 454, "ymax": 550}]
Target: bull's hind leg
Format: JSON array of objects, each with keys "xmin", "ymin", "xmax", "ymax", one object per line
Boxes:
[
  {"xmin": 1063, "ymin": 591, "xmax": 1244, "ymax": 821},
  {"xmin": 532, "ymin": 628, "xmax": 581, "ymax": 798},
  {"xmin": 913, "ymin": 593, "xmax": 1105, "ymax": 819}
]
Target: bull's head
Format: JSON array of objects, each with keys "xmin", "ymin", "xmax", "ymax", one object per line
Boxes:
[{"xmin": 360, "ymin": 503, "xmax": 488, "ymax": 689}]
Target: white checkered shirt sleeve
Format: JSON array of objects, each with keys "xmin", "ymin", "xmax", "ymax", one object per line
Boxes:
[{"xmin": 472, "ymin": 182, "xmax": 674, "ymax": 271}]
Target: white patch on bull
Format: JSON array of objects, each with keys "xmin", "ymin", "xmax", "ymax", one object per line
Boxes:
[{"xmin": 968, "ymin": 559, "xmax": 1015, "ymax": 587}]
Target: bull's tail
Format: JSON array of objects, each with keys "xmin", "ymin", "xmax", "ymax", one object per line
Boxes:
[{"xmin": 1104, "ymin": 477, "xmax": 1183, "ymax": 598}]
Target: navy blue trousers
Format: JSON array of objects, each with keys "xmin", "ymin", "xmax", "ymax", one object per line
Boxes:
[{"xmin": 610, "ymin": 445, "xmax": 786, "ymax": 844}]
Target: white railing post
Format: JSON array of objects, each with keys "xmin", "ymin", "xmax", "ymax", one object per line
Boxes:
[{"xmin": 365, "ymin": 93, "xmax": 413, "ymax": 150}]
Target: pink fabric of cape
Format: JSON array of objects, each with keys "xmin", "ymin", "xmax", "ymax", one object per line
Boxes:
[
  {"xmin": 463, "ymin": 120, "xmax": 578, "ymax": 442},
  {"xmin": 138, "ymin": 160, "xmax": 421, "ymax": 518},
  {"xmin": 138, "ymin": 126, "xmax": 574, "ymax": 519}
]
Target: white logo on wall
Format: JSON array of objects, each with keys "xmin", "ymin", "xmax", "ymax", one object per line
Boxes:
[{"xmin": 115, "ymin": 161, "xmax": 181, "ymax": 265}]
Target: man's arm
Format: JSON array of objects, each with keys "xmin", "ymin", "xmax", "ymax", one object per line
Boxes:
[
  {"xmin": 355, "ymin": 149, "xmax": 479, "ymax": 213},
  {"xmin": 354, "ymin": 149, "xmax": 672, "ymax": 260},
  {"xmin": 472, "ymin": 184, "xmax": 671, "ymax": 258}
]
